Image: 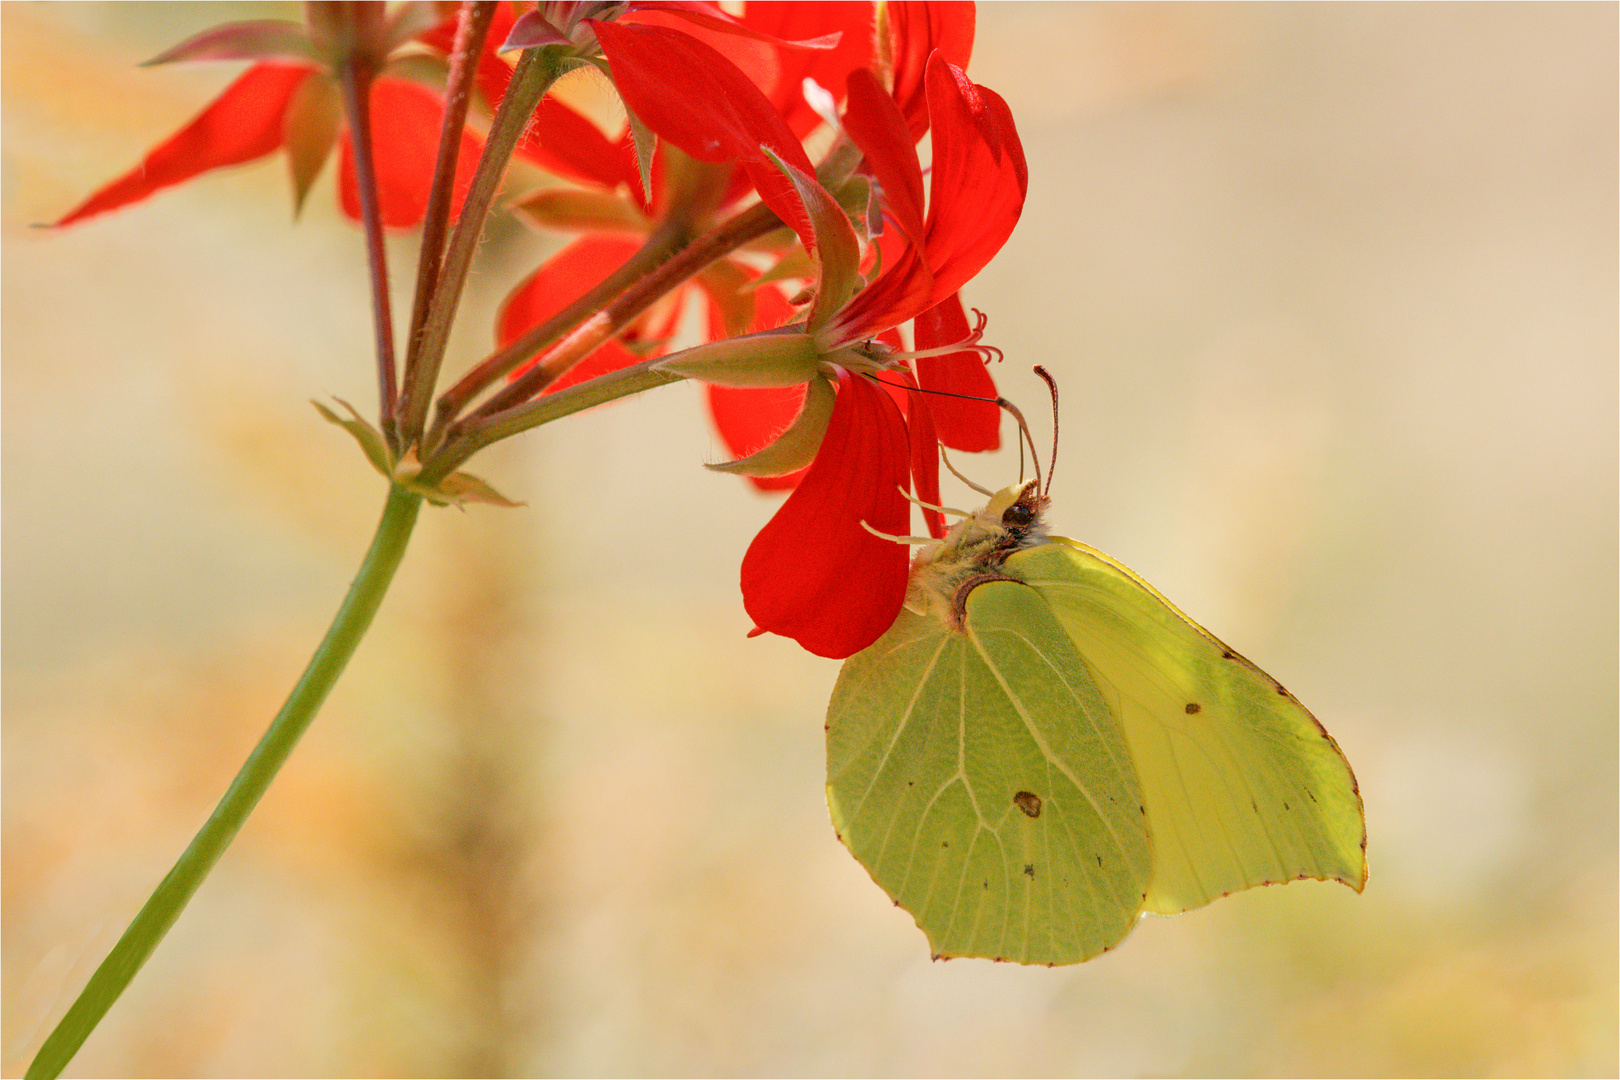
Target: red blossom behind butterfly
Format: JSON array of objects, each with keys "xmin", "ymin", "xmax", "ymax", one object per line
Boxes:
[
  {"xmin": 491, "ymin": 5, "xmax": 877, "ymax": 464},
  {"xmin": 53, "ymin": 6, "xmax": 483, "ymax": 229}
]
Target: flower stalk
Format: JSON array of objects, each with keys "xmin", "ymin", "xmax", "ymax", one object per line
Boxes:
[
  {"xmin": 402, "ymin": 0, "xmax": 498, "ymax": 425},
  {"xmin": 398, "ymin": 43, "xmax": 568, "ymax": 445},
  {"xmin": 25, "ymin": 486, "xmax": 423, "ymax": 1080},
  {"xmin": 335, "ymin": 48, "xmax": 400, "ymax": 446}
]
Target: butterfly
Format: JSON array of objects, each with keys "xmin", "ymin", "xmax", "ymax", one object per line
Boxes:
[{"xmin": 825, "ymin": 401, "xmax": 1366, "ymax": 965}]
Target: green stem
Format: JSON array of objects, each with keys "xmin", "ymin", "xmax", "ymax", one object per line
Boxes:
[
  {"xmin": 422, "ymin": 357, "xmax": 683, "ymax": 483},
  {"xmin": 26, "ymin": 485, "xmax": 424, "ymax": 1080}
]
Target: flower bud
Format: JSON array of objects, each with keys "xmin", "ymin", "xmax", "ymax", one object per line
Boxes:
[{"xmin": 653, "ymin": 327, "xmax": 822, "ymax": 388}]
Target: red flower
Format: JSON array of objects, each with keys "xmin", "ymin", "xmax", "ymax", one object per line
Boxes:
[
  {"xmin": 740, "ymin": 368, "xmax": 912, "ymax": 657},
  {"xmin": 54, "ymin": 14, "xmax": 481, "ymax": 229},
  {"xmin": 494, "ymin": 4, "xmax": 873, "ymax": 425},
  {"xmin": 476, "ymin": 5, "xmax": 1022, "ymax": 658},
  {"xmin": 723, "ymin": 54, "xmax": 1027, "ymax": 657},
  {"xmin": 590, "ymin": 18, "xmax": 822, "ymax": 246},
  {"xmin": 826, "ymin": 57, "xmax": 1027, "ymax": 349}
]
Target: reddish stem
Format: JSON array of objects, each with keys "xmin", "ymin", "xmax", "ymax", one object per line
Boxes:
[
  {"xmin": 471, "ymin": 201, "xmax": 781, "ymax": 420},
  {"xmin": 398, "ymin": 0, "xmax": 497, "ymax": 446},
  {"xmin": 336, "ymin": 54, "xmax": 399, "ymax": 450}
]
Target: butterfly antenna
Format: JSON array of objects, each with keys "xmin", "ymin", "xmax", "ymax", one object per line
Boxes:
[
  {"xmin": 865, "ymin": 376, "xmax": 1002, "ymax": 407},
  {"xmin": 1033, "ymin": 365, "xmax": 1059, "ymax": 496},
  {"xmin": 997, "ymin": 395, "xmax": 1044, "ymax": 494},
  {"xmin": 939, "ymin": 444, "xmax": 995, "ymax": 498}
]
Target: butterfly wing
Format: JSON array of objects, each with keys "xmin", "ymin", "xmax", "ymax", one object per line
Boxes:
[
  {"xmin": 1009, "ymin": 540, "xmax": 1368, "ymax": 914},
  {"xmin": 826, "ymin": 583, "xmax": 1153, "ymax": 965}
]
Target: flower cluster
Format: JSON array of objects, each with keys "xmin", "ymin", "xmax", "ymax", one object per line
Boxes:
[{"xmin": 58, "ymin": 0, "xmax": 1027, "ymax": 660}]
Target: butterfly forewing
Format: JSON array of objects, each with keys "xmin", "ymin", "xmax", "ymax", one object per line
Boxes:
[
  {"xmin": 1007, "ymin": 541, "xmax": 1367, "ymax": 914},
  {"xmin": 827, "ymin": 584, "xmax": 1152, "ymax": 965}
]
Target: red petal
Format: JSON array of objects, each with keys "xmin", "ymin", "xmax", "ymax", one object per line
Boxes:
[
  {"xmin": 893, "ymin": 366, "xmax": 946, "ymax": 539},
  {"xmin": 913, "ymin": 293, "xmax": 1001, "ymax": 452},
  {"xmin": 821, "ymin": 241, "xmax": 933, "ymax": 345},
  {"xmin": 843, "ymin": 68, "xmax": 926, "ymax": 249},
  {"xmin": 741, "ymin": 370, "xmax": 911, "ymax": 658},
  {"xmin": 591, "ymin": 20, "xmax": 816, "ymax": 246},
  {"xmin": 55, "ymin": 63, "xmax": 309, "ymax": 227},
  {"xmin": 338, "ymin": 77, "xmax": 483, "ymax": 228},
  {"xmin": 919, "ymin": 57, "xmax": 1028, "ymax": 303},
  {"xmin": 738, "ymin": 1, "xmax": 874, "ymax": 138},
  {"xmin": 888, "ymin": 2, "xmax": 976, "ymax": 141},
  {"xmin": 519, "ymin": 98, "xmax": 638, "ymax": 193},
  {"xmin": 634, "ymin": 2, "xmax": 874, "ymax": 139},
  {"xmin": 498, "ymin": 236, "xmax": 645, "ymax": 391},
  {"xmin": 625, "ymin": 3, "xmax": 846, "ymax": 50}
]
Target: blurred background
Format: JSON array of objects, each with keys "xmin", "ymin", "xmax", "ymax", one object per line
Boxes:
[{"xmin": 4, "ymin": 3, "xmax": 1615, "ymax": 1075}]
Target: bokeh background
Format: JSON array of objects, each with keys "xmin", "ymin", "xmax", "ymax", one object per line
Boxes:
[{"xmin": 4, "ymin": 3, "xmax": 1615, "ymax": 1075}]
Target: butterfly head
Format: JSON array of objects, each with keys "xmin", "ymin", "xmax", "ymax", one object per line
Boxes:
[
  {"xmin": 989, "ymin": 480, "xmax": 1051, "ymax": 545},
  {"xmin": 906, "ymin": 480, "xmax": 1052, "ymax": 625}
]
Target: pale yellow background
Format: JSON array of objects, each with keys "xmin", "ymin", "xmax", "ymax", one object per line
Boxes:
[{"xmin": 4, "ymin": 3, "xmax": 1615, "ymax": 1076}]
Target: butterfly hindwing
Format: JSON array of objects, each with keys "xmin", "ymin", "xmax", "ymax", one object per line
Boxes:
[
  {"xmin": 1008, "ymin": 540, "xmax": 1368, "ymax": 913},
  {"xmin": 827, "ymin": 583, "xmax": 1152, "ymax": 965}
]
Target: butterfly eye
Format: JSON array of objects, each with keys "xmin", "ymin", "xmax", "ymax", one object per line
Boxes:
[{"xmin": 1003, "ymin": 504, "xmax": 1035, "ymax": 529}]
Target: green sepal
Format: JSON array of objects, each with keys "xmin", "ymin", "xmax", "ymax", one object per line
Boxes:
[
  {"xmin": 380, "ymin": 53, "xmax": 452, "ymax": 93},
  {"xmin": 283, "ymin": 73, "xmax": 341, "ymax": 216},
  {"xmin": 142, "ymin": 20, "xmax": 317, "ymax": 66},
  {"xmin": 705, "ymin": 374, "xmax": 835, "ymax": 478},
  {"xmin": 748, "ymin": 245, "xmax": 815, "ymax": 291},
  {"xmin": 314, "ymin": 399, "xmax": 522, "ymax": 508},
  {"xmin": 313, "ymin": 398, "xmax": 391, "ymax": 477},
  {"xmin": 505, "ymin": 9, "xmax": 572, "ymax": 49},
  {"xmin": 653, "ymin": 327, "xmax": 820, "ymax": 388},
  {"xmin": 392, "ymin": 450, "xmax": 524, "ymax": 508},
  {"xmin": 758, "ymin": 147, "xmax": 862, "ymax": 333},
  {"xmin": 384, "ymin": 1, "xmax": 442, "ymax": 50},
  {"xmin": 833, "ymin": 172, "xmax": 878, "ymax": 245},
  {"xmin": 625, "ymin": 106, "xmax": 658, "ymax": 208},
  {"xmin": 510, "ymin": 188, "xmax": 649, "ymax": 234},
  {"xmin": 694, "ymin": 260, "xmax": 758, "ymax": 339}
]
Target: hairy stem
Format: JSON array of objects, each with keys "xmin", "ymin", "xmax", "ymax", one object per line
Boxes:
[
  {"xmin": 472, "ymin": 200, "xmax": 782, "ymax": 423},
  {"xmin": 426, "ymin": 357, "xmax": 682, "ymax": 481},
  {"xmin": 401, "ymin": 0, "xmax": 498, "ymax": 417},
  {"xmin": 25, "ymin": 486, "xmax": 424, "ymax": 1080},
  {"xmin": 426, "ymin": 217, "xmax": 692, "ymax": 445},
  {"xmin": 399, "ymin": 45, "xmax": 566, "ymax": 444}
]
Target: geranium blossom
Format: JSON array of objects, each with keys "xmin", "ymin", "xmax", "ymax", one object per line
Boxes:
[
  {"xmin": 491, "ymin": 5, "xmax": 876, "ymax": 452},
  {"xmin": 53, "ymin": 9, "xmax": 482, "ymax": 229},
  {"xmin": 659, "ymin": 51, "xmax": 1026, "ymax": 657}
]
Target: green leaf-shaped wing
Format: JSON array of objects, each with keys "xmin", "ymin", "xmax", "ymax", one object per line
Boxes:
[
  {"xmin": 827, "ymin": 581, "xmax": 1153, "ymax": 965},
  {"xmin": 1011, "ymin": 540, "xmax": 1367, "ymax": 914}
]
